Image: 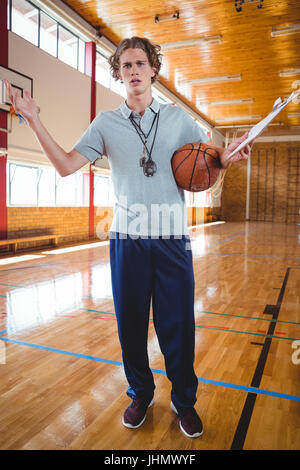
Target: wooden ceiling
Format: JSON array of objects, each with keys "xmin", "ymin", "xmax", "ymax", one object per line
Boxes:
[{"xmin": 61, "ymin": 0, "xmax": 300, "ymax": 135}]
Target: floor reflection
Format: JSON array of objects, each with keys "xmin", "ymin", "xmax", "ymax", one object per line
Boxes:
[{"xmin": 2, "ymin": 262, "xmax": 112, "ymax": 335}]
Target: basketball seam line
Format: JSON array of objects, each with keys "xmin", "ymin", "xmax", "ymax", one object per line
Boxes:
[
  {"xmin": 173, "ymin": 147, "xmax": 194, "ymax": 175},
  {"xmin": 189, "ymin": 144, "xmax": 202, "ymax": 190},
  {"xmin": 203, "ymin": 147, "xmax": 211, "ymax": 189}
]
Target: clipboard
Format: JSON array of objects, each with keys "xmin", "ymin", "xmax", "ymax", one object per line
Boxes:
[{"xmin": 226, "ymin": 90, "xmax": 299, "ymax": 159}]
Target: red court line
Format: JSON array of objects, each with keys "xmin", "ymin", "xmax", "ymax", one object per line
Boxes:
[
  {"xmin": 275, "ymin": 331, "xmax": 286, "ymax": 335},
  {"xmin": 97, "ymin": 317, "xmax": 116, "ymax": 321}
]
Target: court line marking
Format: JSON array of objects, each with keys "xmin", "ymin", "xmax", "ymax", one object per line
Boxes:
[
  {"xmin": 80, "ymin": 308, "xmax": 299, "ymax": 341},
  {"xmin": 206, "ymin": 228, "xmax": 258, "ymax": 248},
  {"xmin": 0, "ymin": 335, "xmax": 299, "ymax": 403},
  {"xmin": 82, "ymin": 308, "xmax": 300, "ymax": 326},
  {"xmin": 194, "ymin": 325, "xmax": 299, "ymax": 342},
  {"xmin": 231, "ymin": 266, "xmax": 291, "ymax": 450},
  {"xmin": 198, "ymin": 310, "xmax": 300, "ymax": 326}
]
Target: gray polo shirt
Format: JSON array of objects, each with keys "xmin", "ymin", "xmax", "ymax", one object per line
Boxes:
[{"xmin": 74, "ymin": 98, "xmax": 209, "ymax": 237}]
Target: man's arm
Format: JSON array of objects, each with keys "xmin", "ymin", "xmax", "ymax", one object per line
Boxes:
[
  {"xmin": 29, "ymin": 116, "xmax": 90, "ymax": 177},
  {"xmin": 206, "ymin": 132, "xmax": 254, "ymax": 169},
  {"xmin": 3, "ymin": 80, "xmax": 90, "ymax": 177}
]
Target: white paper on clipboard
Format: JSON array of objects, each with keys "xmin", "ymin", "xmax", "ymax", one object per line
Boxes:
[{"xmin": 226, "ymin": 90, "xmax": 299, "ymax": 159}]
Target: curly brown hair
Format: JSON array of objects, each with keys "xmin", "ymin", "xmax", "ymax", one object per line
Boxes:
[{"xmin": 108, "ymin": 37, "xmax": 163, "ymax": 84}]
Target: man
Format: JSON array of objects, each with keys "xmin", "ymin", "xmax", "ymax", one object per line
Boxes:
[{"xmin": 4, "ymin": 37, "xmax": 252, "ymax": 439}]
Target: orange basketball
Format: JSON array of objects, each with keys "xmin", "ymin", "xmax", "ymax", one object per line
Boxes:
[{"xmin": 171, "ymin": 142, "xmax": 222, "ymax": 192}]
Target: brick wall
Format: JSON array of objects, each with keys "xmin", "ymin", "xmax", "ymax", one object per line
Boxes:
[
  {"xmin": 221, "ymin": 141, "xmax": 300, "ymax": 223},
  {"xmin": 2, "ymin": 206, "xmax": 111, "ymax": 253},
  {"xmin": 1, "ymin": 203, "xmax": 220, "ymax": 254}
]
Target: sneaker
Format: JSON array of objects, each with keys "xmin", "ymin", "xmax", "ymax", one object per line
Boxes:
[
  {"xmin": 171, "ymin": 401, "xmax": 203, "ymax": 438},
  {"xmin": 122, "ymin": 396, "xmax": 154, "ymax": 429}
]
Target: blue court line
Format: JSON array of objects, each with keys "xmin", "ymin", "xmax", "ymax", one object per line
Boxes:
[
  {"xmin": 0, "ymin": 335, "xmax": 299, "ymax": 403},
  {"xmin": 207, "ymin": 228, "xmax": 257, "ymax": 249},
  {"xmin": 0, "ymin": 330, "xmax": 6, "ymax": 335},
  {"xmin": 0, "ymin": 295, "xmax": 6, "ymax": 298},
  {"xmin": 0, "ymin": 336, "xmax": 123, "ymax": 366}
]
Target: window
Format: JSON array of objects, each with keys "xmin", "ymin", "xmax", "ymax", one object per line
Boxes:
[
  {"xmin": 9, "ymin": 163, "xmax": 38, "ymax": 205},
  {"xmin": 94, "ymin": 175, "xmax": 109, "ymax": 206},
  {"xmin": 78, "ymin": 39, "xmax": 85, "ymax": 74},
  {"xmin": 7, "ymin": 162, "xmax": 84, "ymax": 206},
  {"xmin": 110, "ymin": 78, "xmax": 126, "ymax": 98},
  {"xmin": 94, "ymin": 174, "xmax": 116, "ymax": 207},
  {"xmin": 58, "ymin": 25, "xmax": 78, "ymax": 70},
  {"xmin": 96, "ymin": 51, "xmax": 126, "ymax": 98},
  {"xmin": 56, "ymin": 172, "xmax": 83, "ymax": 206},
  {"xmin": 11, "ymin": 0, "xmax": 38, "ymax": 46},
  {"xmin": 8, "ymin": 0, "xmax": 85, "ymax": 72},
  {"xmin": 40, "ymin": 11, "xmax": 57, "ymax": 57},
  {"xmin": 38, "ymin": 167, "xmax": 55, "ymax": 205},
  {"xmin": 96, "ymin": 53, "xmax": 111, "ymax": 88}
]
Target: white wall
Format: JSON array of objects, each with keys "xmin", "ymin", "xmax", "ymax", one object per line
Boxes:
[{"xmin": 7, "ymin": 31, "xmax": 123, "ymax": 169}]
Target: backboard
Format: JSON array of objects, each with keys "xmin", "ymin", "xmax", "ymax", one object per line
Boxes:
[{"xmin": 0, "ymin": 65, "xmax": 33, "ymax": 113}]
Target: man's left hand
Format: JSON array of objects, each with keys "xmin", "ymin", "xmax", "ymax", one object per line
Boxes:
[{"xmin": 220, "ymin": 132, "xmax": 254, "ymax": 169}]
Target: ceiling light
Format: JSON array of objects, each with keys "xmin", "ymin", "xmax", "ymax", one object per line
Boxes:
[
  {"xmin": 279, "ymin": 68, "xmax": 300, "ymax": 77},
  {"xmin": 181, "ymin": 74, "xmax": 241, "ymax": 85},
  {"xmin": 155, "ymin": 12, "xmax": 180, "ymax": 23},
  {"xmin": 215, "ymin": 115, "xmax": 261, "ymax": 122},
  {"xmin": 288, "ymin": 112, "xmax": 300, "ymax": 118},
  {"xmin": 161, "ymin": 35, "xmax": 222, "ymax": 50},
  {"xmin": 199, "ymin": 98, "xmax": 253, "ymax": 106},
  {"xmin": 271, "ymin": 24, "xmax": 300, "ymax": 37}
]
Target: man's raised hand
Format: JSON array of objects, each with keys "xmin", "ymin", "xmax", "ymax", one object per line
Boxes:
[{"xmin": 3, "ymin": 79, "xmax": 40, "ymax": 126}]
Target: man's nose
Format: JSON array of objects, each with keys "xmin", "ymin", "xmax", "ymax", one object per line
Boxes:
[{"xmin": 131, "ymin": 64, "xmax": 139, "ymax": 74}]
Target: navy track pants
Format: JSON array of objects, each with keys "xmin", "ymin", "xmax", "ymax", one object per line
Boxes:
[{"xmin": 109, "ymin": 233, "xmax": 198, "ymax": 411}]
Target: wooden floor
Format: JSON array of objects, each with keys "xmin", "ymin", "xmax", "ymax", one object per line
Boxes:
[{"xmin": 0, "ymin": 221, "xmax": 299, "ymax": 450}]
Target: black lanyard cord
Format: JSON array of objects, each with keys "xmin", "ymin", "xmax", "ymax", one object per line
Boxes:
[
  {"xmin": 129, "ymin": 111, "xmax": 160, "ymax": 163},
  {"xmin": 130, "ymin": 111, "xmax": 158, "ymax": 141}
]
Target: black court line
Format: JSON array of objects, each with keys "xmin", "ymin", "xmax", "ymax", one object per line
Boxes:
[{"xmin": 230, "ymin": 267, "xmax": 291, "ymax": 450}]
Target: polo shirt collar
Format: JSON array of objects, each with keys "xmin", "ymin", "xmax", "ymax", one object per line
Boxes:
[{"xmin": 120, "ymin": 98, "xmax": 160, "ymax": 119}]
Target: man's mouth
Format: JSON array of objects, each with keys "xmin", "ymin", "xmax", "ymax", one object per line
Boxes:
[{"xmin": 130, "ymin": 79, "xmax": 141, "ymax": 84}]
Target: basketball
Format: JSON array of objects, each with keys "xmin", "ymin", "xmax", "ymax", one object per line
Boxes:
[{"xmin": 171, "ymin": 142, "xmax": 222, "ymax": 192}]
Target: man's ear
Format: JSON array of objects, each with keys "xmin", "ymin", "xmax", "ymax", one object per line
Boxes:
[
  {"xmin": 151, "ymin": 67, "xmax": 157, "ymax": 78},
  {"xmin": 116, "ymin": 69, "xmax": 122, "ymax": 81}
]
